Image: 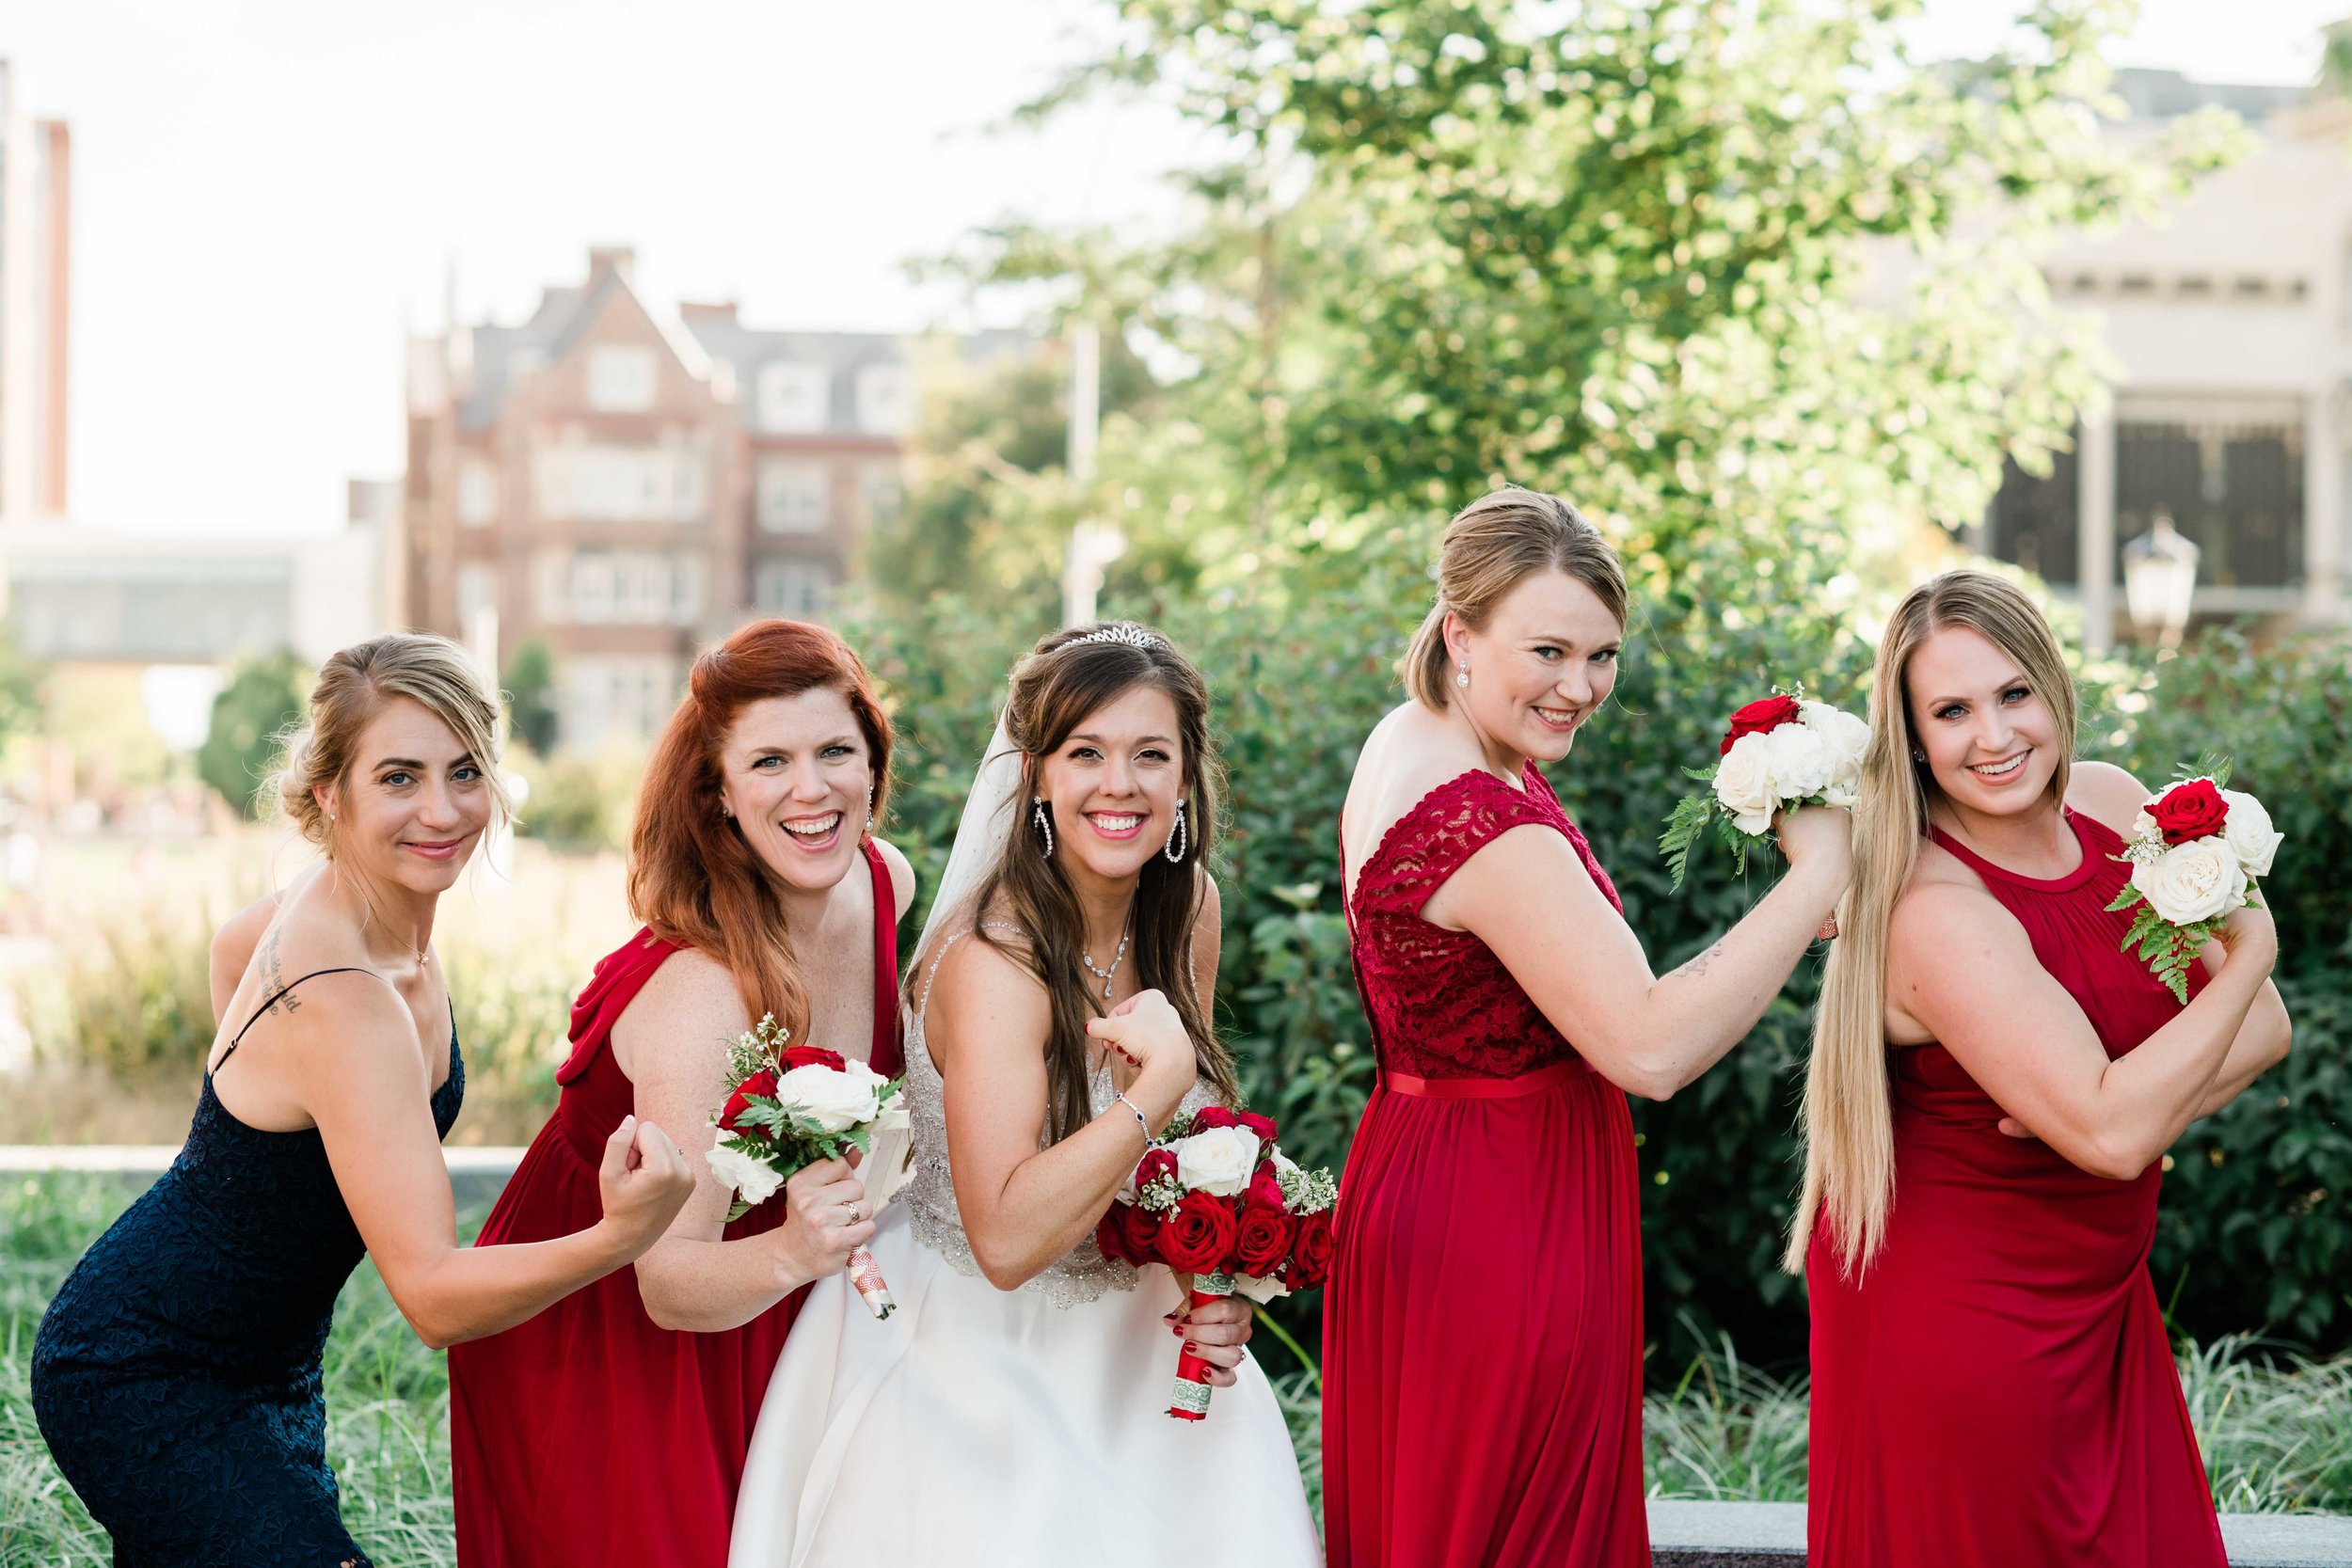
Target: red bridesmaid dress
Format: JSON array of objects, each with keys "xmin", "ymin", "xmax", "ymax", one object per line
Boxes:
[
  {"xmin": 1323, "ymin": 764, "xmax": 1649, "ymax": 1568},
  {"xmin": 1806, "ymin": 809, "xmax": 2226, "ymax": 1567},
  {"xmin": 448, "ymin": 840, "xmax": 902, "ymax": 1567}
]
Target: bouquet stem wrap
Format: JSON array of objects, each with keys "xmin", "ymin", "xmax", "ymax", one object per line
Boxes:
[
  {"xmin": 847, "ymin": 1244, "xmax": 894, "ymax": 1320},
  {"xmin": 1168, "ymin": 1272, "xmax": 1236, "ymax": 1420}
]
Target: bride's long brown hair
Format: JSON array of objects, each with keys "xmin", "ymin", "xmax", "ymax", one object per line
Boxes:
[{"xmin": 950, "ymin": 624, "xmax": 1239, "ymax": 1145}]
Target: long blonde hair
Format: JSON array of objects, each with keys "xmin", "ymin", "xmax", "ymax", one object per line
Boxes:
[
  {"xmin": 1785, "ymin": 570, "xmax": 2078, "ymax": 1277},
  {"xmin": 1400, "ymin": 486, "xmax": 1628, "ymax": 709}
]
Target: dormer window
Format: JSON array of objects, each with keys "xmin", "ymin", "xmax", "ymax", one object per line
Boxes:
[
  {"xmin": 588, "ymin": 345, "xmax": 657, "ymax": 412},
  {"xmin": 757, "ymin": 361, "xmax": 831, "ymax": 433}
]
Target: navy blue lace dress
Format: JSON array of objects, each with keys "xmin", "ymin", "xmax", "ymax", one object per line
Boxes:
[{"xmin": 32, "ymin": 969, "xmax": 463, "ymax": 1567}]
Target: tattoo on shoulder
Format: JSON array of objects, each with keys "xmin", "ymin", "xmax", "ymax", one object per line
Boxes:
[
  {"xmin": 1672, "ymin": 940, "xmax": 1729, "ymax": 983},
  {"xmin": 258, "ymin": 929, "xmax": 299, "ymax": 1015}
]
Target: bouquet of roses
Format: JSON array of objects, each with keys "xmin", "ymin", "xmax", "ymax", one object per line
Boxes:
[
  {"xmin": 707, "ymin": 1014, "xmax": 910, "ymax": 1319},
  {"xmin": 1094, "ymin": 1105, "xmax": 1339, "ymax": 1421},
  {"xmin": 2109, "ymin": 762, "xmax": 2282, "ymax": 1003},
  {"xmin": 1660, "ymin": 688, "xmax": 1870, "ymax": 891}
]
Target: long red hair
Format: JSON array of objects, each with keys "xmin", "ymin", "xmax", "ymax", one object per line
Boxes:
[{"xmin": 628, "ymin": 619, "xmax": 894, "ymax": 1039}]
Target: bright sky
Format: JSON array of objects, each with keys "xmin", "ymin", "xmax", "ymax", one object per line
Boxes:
[{"xmin": 0, "ymin": 0, "xmax": 2343, "ymax": 539}]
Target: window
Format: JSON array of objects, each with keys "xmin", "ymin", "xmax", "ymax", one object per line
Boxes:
[
  {"xmin": 534, "ymin": 442, "xmax": 708, "ymax": 523},
  {"xmin": 456, "ymin": 563, "xmax": 500, "ymax": 627},
  {"xmin": 755, "ymin": 561, "xmax": 834, "ymax": 619},
  {"xmin": 756, "ymin": 361, "xmax": 830, "ymax": 433},
  {"xmin": 854, "ymin": 362, "xmax": 915, "ymax": 436},
  {"xmin": 458, "ymin": 459, "xmax": 500, "ymax": 527},
  {"xmin": 757, "ymin": 459, "xmax": 831, "ymax": 532},
  {"xmin": 564, "ymin": 657, "xmax": 680, "ymax": 750},
  {"xmin": 587, "ymin": 345, "xmax": 657, "ymax": 412},
  {"xmin": 1985, "ymin": 414, "xmax": 2307, "ymax": 591},
  {"xmin": 859, "ymin": 462, "xmax": 904, "ymax": 526}
]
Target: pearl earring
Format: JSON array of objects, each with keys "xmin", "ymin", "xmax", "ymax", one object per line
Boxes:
[
  {"xmin": 1164, "ymin": 799, "xmax": 1188, "ymax": 863},
  {"xmin": 1455, "ymin": 666, "xmax": 1470, "ymax": 689}
]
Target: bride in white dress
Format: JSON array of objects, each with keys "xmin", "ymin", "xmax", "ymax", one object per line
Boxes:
[{"xmin": 731, "ymin": 622, "xmax": 1322, "ymax": 1568}]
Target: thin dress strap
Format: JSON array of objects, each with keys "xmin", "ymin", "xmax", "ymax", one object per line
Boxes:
[
  {"xmin": 217, "ymin": 968, "xmax": 389, "ymax": 1070},
  {"xmin": 862, "ymin": 839, "xmax": 904, "ymax": 1076}
]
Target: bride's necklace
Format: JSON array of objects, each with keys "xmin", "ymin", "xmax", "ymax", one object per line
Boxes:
[{"xmin": 1078, "ymin": 928, "xmax": 1131, "ymax": 1001}]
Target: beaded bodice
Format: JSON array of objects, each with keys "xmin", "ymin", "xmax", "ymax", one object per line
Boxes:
[
  {"xmin": 901, "ymin": 923, "xmax": 1215, "ymax": 1308},
  {"xmin": 1345, "ymin": 764, "xmax": 1624, "ymax": 1081}
]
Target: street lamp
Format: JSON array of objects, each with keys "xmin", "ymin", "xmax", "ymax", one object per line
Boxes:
[{"xmin": 2121, "ymin": 510, "xmax": 2201, "ymax": 654}]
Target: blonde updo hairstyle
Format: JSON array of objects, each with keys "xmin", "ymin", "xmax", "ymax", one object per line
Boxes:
[
  {"xmin": 271, "ymin": 632, "xmax": 514, "ymax": 853},
  {"xmin": 1401, "ymin": 486, "xmax": 1629, "ymax": 709}
]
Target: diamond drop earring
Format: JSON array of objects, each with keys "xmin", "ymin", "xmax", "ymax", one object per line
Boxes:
[
  {"xmin": 1164, "ymin": 799, "xmax": 1188, "ymax": 863},
  {"xmin": 1032, "ymin": 798, "xmax": 1055, "ymax": 858},
  {"xmin": 1455, "ymin": 665, "xmax": 1470, "ymax": 689}
]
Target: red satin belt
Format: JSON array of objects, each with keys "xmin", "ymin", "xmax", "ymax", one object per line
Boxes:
[{"xmin": 1381, "ymin": 1059, "xmax": 1589, "ymax": 1099}]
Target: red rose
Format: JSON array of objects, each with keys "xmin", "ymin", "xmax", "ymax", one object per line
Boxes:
[
  {"xmin": 781, "ymin": 1045, "xmax": 848, "ymax": 1072},
  {"xmin": 1234, "ymin": 1204, "xmax": 1295, "ymax": 1278},
  {"xmin": 719, "ymin": 1068, "xmax": 779, "ymax": 1134},
  {"xmin": 1095, "ymin": 1205, "xmax": 1145, "ymax": 1264},
  {"xmin": 2149, "ymin": 779, "xmax": 2229, "ymax": 846},
  {"xmin": 1245, "ymin": 1164, "xmax": 1287, "ymax": 1213},
  {"xmin": 1720, "ymin": 694, "xmax": 1802, "ymax": 755},
  {"xmin": 1188, "ymin": 1106, "xmax": 1242, "ymax": 1132},
  {"xmin": 1136, "ymin": 1148, "xmax": 1178, "ymax": 1190},
  {"xmin": 1235, "ymin": 1110, "xmax": 1278, "ymax": 1144},
  {"xmin": 1286, "ymin": 1209, "xmax": 1336, "ymax": 1290},
  {"xmin": 1119, "ymin": 1202, "xmax": 1164, "ymax": 1265},
  {"xmin": 1157, "ymin": 1191, "xmax": 1240, "ymax": 1275}
]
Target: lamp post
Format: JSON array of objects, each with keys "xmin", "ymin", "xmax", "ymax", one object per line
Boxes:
[
  {"xmin": 2121, "ymin": 510, "xmax": 2201, "ymax": 656},
  {"xmin": 1060, "ymin": 322, "xmax": 1123, "ymax": 626}
]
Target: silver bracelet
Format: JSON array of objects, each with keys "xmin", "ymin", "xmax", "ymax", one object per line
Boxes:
[{"xmin": 1111, "ymin": 1091, "xmax": 1150, "ymax": 1140}]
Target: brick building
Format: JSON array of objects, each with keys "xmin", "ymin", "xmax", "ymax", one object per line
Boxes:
[{"xmin": 400, "ymin": 246, "xmax": 928, "ymax": 751}]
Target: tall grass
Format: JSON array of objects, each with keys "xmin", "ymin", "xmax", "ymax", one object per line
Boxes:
[{"xmin": 2, "ymin": 1175, "xmax": 2344, "ymax": 1565}]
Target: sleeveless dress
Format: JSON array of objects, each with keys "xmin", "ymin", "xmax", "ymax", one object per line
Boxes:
[
  {"xmin": 1323, "ymin": 764, "xmax": 1647, "ymax": 1568},
  {"xmin": 1806, "ymin": 809, "xmax": 2227, "ymax": 1567},
  {"xmin": 728, "ymin": 922, "xmax": 1323, "ymax": 1568},
  {"xmin": 449, "ymin": 840, "xmax": 902, "ymax": 1567},
  {"xmin": 32, "ymin": 969, "xmax": 464, "ymax": 1568}
]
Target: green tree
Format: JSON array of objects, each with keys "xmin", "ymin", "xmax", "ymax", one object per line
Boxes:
[
  {"xmin": 198, "ymin": 650, "xmax": 310, "ymax": 817},
  {"xmin": 502, "ymin": 638, "xmax": 562, "ymax": 757},
  {"xmin": 0, "ymin": 623, "xmax": 44, "ymax": 748}
]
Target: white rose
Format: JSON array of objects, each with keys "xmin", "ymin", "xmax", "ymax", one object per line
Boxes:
[
  {"xmin": 1761, "ymin": 723, "xmax": 1832, "ymax": 803},
  {"xmin": 1712, "ymin": 731, "xmax": 1781, "ymax": 836},
  {"xmin": 872, "ymin": 1086, "xmax": 910, "ymax": 1135},
  {"xmin": 1234, "ymin": 1271, "xmax": 1292, "ymax": 1304},
  {"xmin": 776, "ymin": 1062, "xmax": 883, "ymax": 1133},
  {"xmin": 1174, "ymin": 1125, "xmax": 1262, "ymax": 1196},
  {"xmin": 706, "ymin": 1137, "xmax": 785, "ymax": 1207},
  {"xmin": 2217, "ymin": 789, "xmax": 2281, "ymax": 879},
  {"xmin": 1800, "ymin": 702, "xmax": 1869, "ymax": 808},
  {"xmin": 2130, "ymin": 837, "xmax": 2248, "ymax": 927},
  {"xmin": 2130, "ymin": 809, "xmax": 2162, "ymax": 847}
]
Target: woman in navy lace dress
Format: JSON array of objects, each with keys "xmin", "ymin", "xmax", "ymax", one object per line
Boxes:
[{"xmin": 32, "ymin": 633, "xmax": 695, "ymax": 1568}]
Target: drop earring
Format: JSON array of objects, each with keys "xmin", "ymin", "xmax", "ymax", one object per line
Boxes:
[
  {"xmin": 1032, "ymin": 798, "xmax": 1055, "ymax": 858},
  {"xmin": 1164, "ymin": 799, "xmax": 1188, "ymax": 863},
  {"xmin": 1455, "ymin": 665, "xmax": 1470, "ymax": 689}
]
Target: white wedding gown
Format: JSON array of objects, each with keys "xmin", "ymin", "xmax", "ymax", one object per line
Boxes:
[{"xmin": 730, "ymin": 927, "xmax": 1324, "ymax": 1568}]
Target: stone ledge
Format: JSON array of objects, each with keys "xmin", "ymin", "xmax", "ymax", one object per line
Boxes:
[{"xmin": 1648, "ymin": 1500, "xmax": 2352, "ymax": 1566}]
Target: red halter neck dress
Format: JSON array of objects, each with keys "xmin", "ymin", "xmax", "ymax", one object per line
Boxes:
[{"xmin": 1805, "ymin": 809, "xmax": 2225, "ymax": 1567}]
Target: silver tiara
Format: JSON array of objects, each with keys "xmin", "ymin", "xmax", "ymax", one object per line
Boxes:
[{"xmin": 1071, "ymin": 623, "xmax": 1163, "ymax": 651}]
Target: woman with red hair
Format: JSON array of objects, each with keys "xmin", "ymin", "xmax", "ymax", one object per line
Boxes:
[{"xmin": 448, "ymin": 619, "xmax": 915, "ymax": 1566}]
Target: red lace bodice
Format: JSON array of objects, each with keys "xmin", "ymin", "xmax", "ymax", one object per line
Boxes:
[{"xmin": 1343, "ymin": 763, "xmax": 1624, "ymax": 1082}]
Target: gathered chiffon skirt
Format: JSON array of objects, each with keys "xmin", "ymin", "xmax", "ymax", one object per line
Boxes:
[{"xmin": 1321, "ymin": 1068, "xmax": 1647, "ymax": 1568}]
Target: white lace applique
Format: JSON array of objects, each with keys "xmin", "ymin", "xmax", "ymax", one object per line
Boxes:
[{"xmin": 900, "ymin": 924, "xmax": 1217, "ymax": 1310}]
